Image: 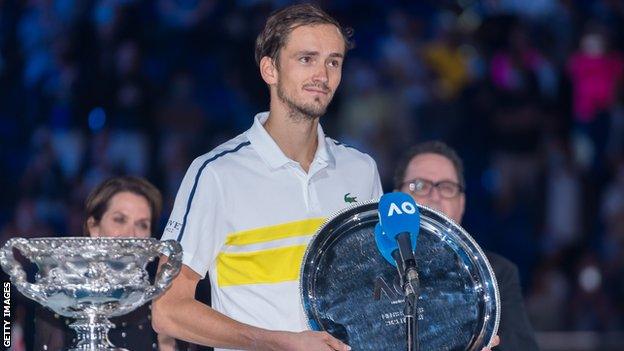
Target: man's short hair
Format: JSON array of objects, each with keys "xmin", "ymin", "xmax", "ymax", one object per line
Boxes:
[
  {"xmin": 254, "ymin": 3, "xmax": 353, "ymax": 67},
  {"xmin": 393, "ymin": 141, "xmax": 466, "ymax": 190}
]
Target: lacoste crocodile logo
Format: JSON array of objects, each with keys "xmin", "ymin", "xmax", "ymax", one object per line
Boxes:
[{"xmin": 344, "ymin": 193, "xmax": 357, "ymax": 203}]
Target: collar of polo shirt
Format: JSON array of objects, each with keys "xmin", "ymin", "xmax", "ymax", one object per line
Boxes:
[{"xmin": 246, "ymin": 112, "xmax": 335, "ymax": 170}]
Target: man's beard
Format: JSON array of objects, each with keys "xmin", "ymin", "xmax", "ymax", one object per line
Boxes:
[{"xmin": 277, "ymin": 81, "xmax": 332, "ymax": 121}]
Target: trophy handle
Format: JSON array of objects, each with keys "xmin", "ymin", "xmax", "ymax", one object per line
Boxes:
[
  {"xmin": 0, "ymin": 238, "xmax": 47, "ymax": 304},
  {"xmin": 144, "ymin": 239, "xmax": 183, "ymax": 301}
]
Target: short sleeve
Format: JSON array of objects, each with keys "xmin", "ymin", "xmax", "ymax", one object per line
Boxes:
[
  {"xmin": 368, "ymin": 156, "xmax": 384, "ymax": 200},
  {"xmin": 161, "ymin": 158, "xmax": 226, "ymax": 278}
]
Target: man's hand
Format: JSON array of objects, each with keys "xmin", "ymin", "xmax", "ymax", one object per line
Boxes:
[
  {"xmin": 481, "ymin": 335, "xmax": 500, "ymax": 350},
  {"xmin": 267, "ymin": 330, "xmax": 351, "ymax": 351}
]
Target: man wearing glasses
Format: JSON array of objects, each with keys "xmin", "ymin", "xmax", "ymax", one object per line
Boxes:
[{"xmin": 393, "ymin": 141, "xmax": 540, "ymax": 351}]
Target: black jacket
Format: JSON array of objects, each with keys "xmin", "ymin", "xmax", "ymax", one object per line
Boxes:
[
  {"xmin": 33, "ymin": 303, "xmax": 157, "ymax": 351},
  {"xmin": 486, "ymin": 251, "xmax": 540, "ymax": 351}
]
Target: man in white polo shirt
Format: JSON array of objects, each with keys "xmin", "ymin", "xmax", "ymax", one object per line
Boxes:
[{"xmin": 153, "ymin": 4, "xmax": 382, "ymax": 351}]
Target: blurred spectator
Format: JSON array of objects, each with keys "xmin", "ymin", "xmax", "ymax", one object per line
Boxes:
[
  {"xmin": 567, "ymin": 27, "xmax": 624, "ymax": 171},
  {"xmin": 567, "ymin": 29, "xmax": 623, "ymax": 122},
  {"xmin": 338, "ymin": 59, "xmax": 411, "ymax": 184},
  {"xmin": 489, "ymin": 21, "xmax": 559, "ymax": 103},
  {"xmin": 569, "ymin": 253, "xmax": 619, "ymax": 330},
  {"xmin": 423, "ymin": 13, "xmax": 471, "ymax": 100},
  {"xmin": 102, "ymin": 40, "xmax": 151, "ymax": 175},
  {"xmin": 527, "ymin": 258, "xmax": 570, "ymax": 331},
  {"xmin": 156, "ymin": 70, "xmax": 206, "ymax": 206},
  {"xmin": 157, "ymin": 0, "xmax": 215, "ymax": 30},
  {"xmin": 542, "ymin": 137, "xmax": 582, "ymax": 254}
]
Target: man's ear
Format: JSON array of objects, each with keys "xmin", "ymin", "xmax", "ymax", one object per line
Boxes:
[
  {"xmin": 260, "ymin": 56, "xmax": 278, "ymax": 85},
  {"xmin": 458, "ymin": 194, "xmax": 466, "ymax": 222}
]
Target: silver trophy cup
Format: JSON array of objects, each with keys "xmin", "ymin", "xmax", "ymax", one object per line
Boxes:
[{"xmin": 0, "ymin": 237, "xmax": 182, "ymax": 351}]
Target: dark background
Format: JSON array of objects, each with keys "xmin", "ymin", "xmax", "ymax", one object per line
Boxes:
[{"xmin": 1, "ymin": 0, "xmax": 623, "ymax": 350}]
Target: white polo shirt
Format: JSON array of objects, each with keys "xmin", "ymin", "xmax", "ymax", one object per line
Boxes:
[{"xmin": 162, "ymin": 112, "xmax": 382, "ymax": 350}]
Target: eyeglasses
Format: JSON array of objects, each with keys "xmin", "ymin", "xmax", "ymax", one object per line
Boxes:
[{"xmin": 403, "ymin": 178, "xmax": 464, "ymax": 199}]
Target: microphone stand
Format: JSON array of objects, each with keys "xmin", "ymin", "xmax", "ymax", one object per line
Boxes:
[
  {"xmin": 404, "ymin": 271, "xmax": 419, "ymax": 351},
  {"xmin": 392, "ymin": 251, "xmax": 420, "ymax": 351}
]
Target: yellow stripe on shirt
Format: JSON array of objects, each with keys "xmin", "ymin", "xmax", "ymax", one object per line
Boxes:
[
  {"xmin": 217, "ymin": 245, "xmax": 307, "ymax": 287},
  {"xmin": 224, "ymin": 217, "xmax": 325, "ymax": 246}
]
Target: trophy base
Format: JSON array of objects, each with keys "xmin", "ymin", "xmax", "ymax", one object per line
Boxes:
[{"xmin": 68, "ymin": 315, "xmax": 128, "ymax": 351}]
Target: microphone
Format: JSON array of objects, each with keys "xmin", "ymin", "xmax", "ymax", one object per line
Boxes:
[
  {"xmin": 375, "ymin": 192, "xmax": 421, "ymax": 293},
  {"xmin": 376, "ymin": 192, "xmax": 422, "ymax": 351}
]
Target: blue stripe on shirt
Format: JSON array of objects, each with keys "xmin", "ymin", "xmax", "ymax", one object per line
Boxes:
[{"xmin": 177, "ymin": 141, "xmax": 251, "ymax": 242}]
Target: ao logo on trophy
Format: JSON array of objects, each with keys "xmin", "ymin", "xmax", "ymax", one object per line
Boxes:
[{"xmin": 386, "ymin": 201, "xmax": 417, "ymax": 216}]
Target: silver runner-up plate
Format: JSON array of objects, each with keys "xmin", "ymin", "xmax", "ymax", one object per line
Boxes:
[{"xmin": 300, "ymin": 201, "xmax": 500, "ymax": 350}]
